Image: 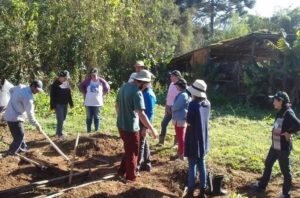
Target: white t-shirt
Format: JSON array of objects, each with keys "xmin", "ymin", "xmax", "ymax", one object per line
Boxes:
[
  {"xmin": 128, "ymin": 72, "xmax": 137, "ymax": 83},
  {"xmin": 0, "ymin": 79, "xmax": 14, "ymax": 107},
  {"xmin": 84, "ymin": 80, "xmax": 103, "ymax": 106}
]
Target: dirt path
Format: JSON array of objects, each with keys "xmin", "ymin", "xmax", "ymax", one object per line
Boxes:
[{"xmin": 0, "ymin": 127, "xmax": 299, "ymax": 197}]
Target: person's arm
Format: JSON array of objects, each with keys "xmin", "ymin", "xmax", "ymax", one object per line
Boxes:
[
  {"xmin": 68, "ymin": 89, "xmax": 74, "ymax": 108},
  {"xmin": 143, "ymin": 91, "xmax": 155, "ymax": 122},
  {"xmin": 50, "ymin": 83, "xmax": 56, "ymax": 110},
  {"xmin": 79, "ymin": 78, "xmax": 90, "ymax": 96},
  {"xmin": 24, "ymin": 99, "xmax": 41, "ymax": 131},
  {"xmin": 137, "ymin": 110, "xmax": 157, "ymax": 138},
  {"xmin": 99, "ymin": 77, "xmax": 110, "ymax": 95},
  {"xmin": 281, "ymin": 110, "xmax": 300, "ymax": 141}
]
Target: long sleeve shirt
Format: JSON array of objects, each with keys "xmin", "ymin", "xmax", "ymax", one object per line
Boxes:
[
  {"xmin": 4, "ymin": 85, "xmax": 40, "ymax": 127},
  {"xmin": 184, "ymin": 99, "xmax": 211, "ymax": 158},
  {"xmin": 142, "ymin": 87, "xmax": 156, "ymax": 123},
  {"xmin": 50, "ymin": 80, "xmax": 73, "ymax": 110},
  {"xmin": 166, "ymin": 83, "xmax": 180, "ymax": 106},
  {"xmin": 172, "ymin": 90, "xmax": 190, "ymax": 123},
  {"xmin": 273, "ymin": 107, "xmax": 300, "ymax": 151}
]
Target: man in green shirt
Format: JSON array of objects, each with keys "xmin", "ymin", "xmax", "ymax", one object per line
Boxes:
[{"xmin": 116, "ymin": 69, "xmax": 157, "ymax": 182}]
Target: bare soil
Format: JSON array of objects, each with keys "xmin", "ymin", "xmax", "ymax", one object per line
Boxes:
[{"xmin": 0, "ymin": 126, "xmax": 299, "ymax": 198}]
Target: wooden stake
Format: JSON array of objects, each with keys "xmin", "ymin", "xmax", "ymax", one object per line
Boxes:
[
  {"xmin": 68, "ymin": 133, "xmax": 80, "ymax": 185},
  {"xmin": 39, "ymin": 129, "xmax": 70, "ymax": 162}
]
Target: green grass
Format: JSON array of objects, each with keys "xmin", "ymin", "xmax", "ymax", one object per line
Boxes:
[{"xmin": 30, "ymin": 90, "xmax": 300, "ymax": 177}]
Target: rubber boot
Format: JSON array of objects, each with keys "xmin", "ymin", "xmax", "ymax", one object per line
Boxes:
[
  {"xmin": 158, "ymin": 135, "xmax": 165, "ymax": 145},
  {"xmin": 212, "ymin": 175, "xmax": 228, "ymax": 196},
  {"xmin": 206, "ymin": 172, "xmax": 213, "ymax": 194}
]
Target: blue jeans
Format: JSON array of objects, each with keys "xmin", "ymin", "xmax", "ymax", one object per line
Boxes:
[
  {"xmin": 86, "ymin": 106, "xmax": 101, "ymax": 133},
  {"xmin": 137, "ymin": 132, "xmax": 151, "ymax": 171},
  {"xmin": 7, "ymin": 121, "xmax": 27, "ymax": 154},
  {"xmin": 259, "ymin": 147, "xmax": 291, "ymax": 197},
  {"xmin": 55, "ymin": 104, "xmax": 68, "ymax": 136},
  {"xmin": 188, "ymin": 156, "xmax": 207, "ymax": 192},
  {"xmin": 159, "ymin": 106, "xmax": 172, "ymax": 138}
]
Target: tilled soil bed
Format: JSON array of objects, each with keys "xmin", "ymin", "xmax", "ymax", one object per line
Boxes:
[{"xmin": 0, "ymin": 126, "xmax": 299, "ymax": 198}]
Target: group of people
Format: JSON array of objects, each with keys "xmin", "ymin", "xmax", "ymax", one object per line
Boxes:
[{"xmin": 0, "ymin": 59, "xmax": 300, "ymax": 198}]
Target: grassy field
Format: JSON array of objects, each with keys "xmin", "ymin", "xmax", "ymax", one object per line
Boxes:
[{"xmin": 31, "ymin": 89, "xmax": 300, "ymax": 178}]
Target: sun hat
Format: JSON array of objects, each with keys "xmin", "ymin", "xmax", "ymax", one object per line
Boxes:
[
  {"xmin": 59, "ymin": 70, "xmax": 70, "ymax": 79},
  {"xmin": 134, "ymin": 60, "xmax": 145, "ymax": 67},
  {"xmin": 89, "ymin": 68, "xmax": 98, "ymax": 75},
  {"xmin": 30, "ymin": 80, "xmax": 44, "ymax": 92},
  {"xmin": 134, "ymin": 70, "xmax": 153, "ymax": 82},
  {"xmin": 187, "ymin": 79, "xmax": 207, "ymax": 98},
  {"xmin": 269, "ymin": 91, "xmax": 290, "ymax": 103},
  {"xmin": 169, "ymin": 70, "xmax": 182, "ymax": 78},
  {"xmin": 174, "ymin": 78, "xmax": 187, "ymax": 89}
]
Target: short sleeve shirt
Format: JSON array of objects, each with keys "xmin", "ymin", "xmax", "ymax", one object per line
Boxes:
[{"xmin": 116, "ymin": 83, "xmax": 145, "ymax": 132}]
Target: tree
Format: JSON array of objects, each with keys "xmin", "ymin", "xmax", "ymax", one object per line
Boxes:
[{"xmin": 178, "ymin": 0, "xmax": 256, "ymax": 37}]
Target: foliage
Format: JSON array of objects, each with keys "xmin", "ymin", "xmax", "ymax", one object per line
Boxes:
[{"xmin": 0, "ymin": 0, "xmax": 180, "ymax": 87}]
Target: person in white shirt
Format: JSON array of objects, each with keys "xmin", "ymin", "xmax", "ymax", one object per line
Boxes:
[
  {"xmin": 79, "ymin": 68, "xmax": 110, "ymax": 133},
  {"xmin": 4, "ymin": 80, "xmax": 43, "ymax": 155}
]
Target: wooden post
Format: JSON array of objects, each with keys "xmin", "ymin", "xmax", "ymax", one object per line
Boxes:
[
  {"xmin": 39, "ymin": 129, "xmax": 70, "ymax": 162},
  {"xmin": 68, "ymin": 133, "xmax": 80, "ymax": 184}
]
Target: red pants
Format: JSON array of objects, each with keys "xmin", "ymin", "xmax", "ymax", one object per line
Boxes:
[
  {"xmin": 175, "ymin": 124, "xmax": 186, "ymax": 156},
  {"xmin": 118, "ymin": 128, "xmax": 140, "ymax": 181}
]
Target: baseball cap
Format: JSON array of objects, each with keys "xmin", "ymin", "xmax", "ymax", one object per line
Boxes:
[
  {"xmin": 59, "ymin": 70, "xmax": 70, "ymax": 79},
  {"xmin": 174, "ymin": 78, "xmax": 187, "ymax": 89},
  {"xmin": 30, "ymin": 80, "xmax": 43, "ymax": 92},
  {"xmin": 89, "ymin": 68, "xmax": 98, "ymax": 75},
  {"xmin": 169, "ymin": 70, "xmax": 182, "ymax": 78},
  {"xmin": 269, "ymin": 91, "xmax": 290, "ymax": 103}
]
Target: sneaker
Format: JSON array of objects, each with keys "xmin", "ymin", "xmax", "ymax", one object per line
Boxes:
[
  {"xmin": 57, "ymin": 135, "xmax": 65, "ymax": 141},
  {"xmin": 182, "ymin": 187, "xmax": 193, "ymax": 198},
  {"xmin": 136, "ymin": 171, "xmax": 141, "ymax": 177}
]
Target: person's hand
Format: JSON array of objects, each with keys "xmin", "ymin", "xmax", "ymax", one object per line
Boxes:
[
  {"xmin": 140, "ymin": 127, "xmax": 147, "ymax": 137},
  {"xmin": 151, "ymin": 128, "xmax": 158, "ymax": 139},
  {"xmin": 36, "ymin": 124, "xmax": 42, "ymax": 132},
  {"xmin": 281, "ymin": 132, "xmax": 292, "ymax": 141}
]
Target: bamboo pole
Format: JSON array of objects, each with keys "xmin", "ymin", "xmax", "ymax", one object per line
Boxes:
[
  {"xmin": 15, "ymin": 153, "xmax": 47, "ymax": 170},
  {"xmin": 0, "ymin": 171, "xmax": 89, "ymax": 197},
  {"xmin": 39, "ymin": 129, "xmax": 70, "ymax": 162},
  {"xmin": 68, "ymin": 133, "xmax": 80, "ymax": 184}
]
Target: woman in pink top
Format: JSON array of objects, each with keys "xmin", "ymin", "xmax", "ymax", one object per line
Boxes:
[{"xmin": 158, "ymin": 70, "xmax": 181, "ymax": 145}]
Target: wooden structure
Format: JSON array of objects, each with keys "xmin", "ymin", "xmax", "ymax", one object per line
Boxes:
[{"xmin": 168, "ymin": 32, "xmax": 287, "ymax": 101}]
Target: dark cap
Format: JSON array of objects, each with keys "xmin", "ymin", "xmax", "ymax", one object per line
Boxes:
[
  {"xmin": 30, "ymin": 80, "xmax": 43, "ymax": 92},
  {"xmin": 174, "ymin": 78, "xmax": 187, "ymax": 89},
  {"xmin": 269, "ymin": 91, "xmax": 290, "ymax": 103},
  {"xmin": 59, "ymin": 70, "xmax": 70, "ymax": 79},
  {"xmin": 169, "ymin": 70, "xmax": 182, "ymax": 78},
  {"xmin": 89, "ymin": 68, "xmax": 98, "ymax": 75}
]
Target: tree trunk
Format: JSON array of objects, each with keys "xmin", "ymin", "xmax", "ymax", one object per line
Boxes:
[{"xmin": 209, "ymin": 0, "xmax": 215, "ymax": 37}]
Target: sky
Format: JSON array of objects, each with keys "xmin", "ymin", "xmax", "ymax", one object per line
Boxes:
[{"xmin": 249, "ymin": 0, "xmax": 300, "ymax": 17}]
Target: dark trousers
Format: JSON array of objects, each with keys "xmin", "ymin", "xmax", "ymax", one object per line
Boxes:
[
  {"xmin": 159, "ymin": 108, "xmax": 172, "ymax": 138},
  {"xmin": 7, "ymin": 121, "xmax": 27, "ymax": 155},
  {"xmin": 55, "ymin": 104, "xmax": 68, "ymax": 136},
  {"xmin": 137, "ymin": 132, "xmax": 151, "ymax": 171},
  {"xmin": 118, "ymin": 128, "xmax": 140, "ymax": 181},
  {"xmin": 259, "ymin": 147, "xmax": 291, "ymax": 197}
]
